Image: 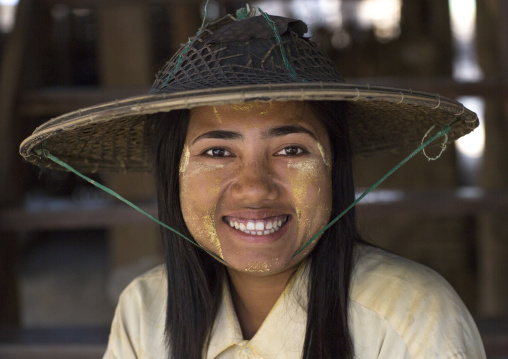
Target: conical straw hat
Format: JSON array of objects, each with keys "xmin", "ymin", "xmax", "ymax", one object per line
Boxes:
[{"xmin": 20, "ymin": 13, "xmax": 478, "ymax": 173}]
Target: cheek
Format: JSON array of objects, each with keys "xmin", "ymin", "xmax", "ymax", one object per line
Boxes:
[
  {"xmin": 179, "ymin": 161, "xmax": 224, "ymax": 257},
  {"xmin": 287, "ymin": 158, "xmax": 332, "ymax": 239}
]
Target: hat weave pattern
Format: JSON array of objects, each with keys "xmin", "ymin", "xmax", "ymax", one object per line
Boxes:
[{"xmin": 151, "ymin": 16, "xmax": 344, "ymax": 93}]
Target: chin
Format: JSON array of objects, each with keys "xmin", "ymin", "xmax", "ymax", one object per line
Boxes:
[{"xmin": 218, "ymin": 246, "xmax": 307, "ymax": 277}]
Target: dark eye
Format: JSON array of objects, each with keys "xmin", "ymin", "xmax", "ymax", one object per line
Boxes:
[
  {"xmin": 275, "ymin": 146, "xmax": 304, "ymax": 156},
  {"xmin": 205, "ymin": 148, "xmax": 232, "ymax": 157}
]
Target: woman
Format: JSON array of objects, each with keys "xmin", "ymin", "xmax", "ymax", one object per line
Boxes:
[{"xmin": 20, "ymin": 8, "xmax": 485, "ymax": 358}]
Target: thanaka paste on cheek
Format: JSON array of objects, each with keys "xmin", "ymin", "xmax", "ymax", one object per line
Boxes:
[
  {"xmin": 182, "ymin": 209, "xmax": 223, "ymax": 258},
  {"xmin": 201, "ymin": 204, "xmax": 223, "ymax": 258},
  {"xmin": 179, "ymin": 154, "xmax": 224, "ymax": 258},
  {"xmin": 199, "ymin": 177, "xmax": 223, "ymax": 257},
  {"xmin": 287, "ymin": 158, "xmax": 328, "ymax": 246}
]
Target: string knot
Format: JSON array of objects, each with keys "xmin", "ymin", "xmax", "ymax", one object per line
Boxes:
[
  {"xmin": 236, "ymin": 4, "xmax": 256, "ymax": 20},
  {"xmin": 421, "ymin": 124, "xmax": 450, "ymax": 161}
]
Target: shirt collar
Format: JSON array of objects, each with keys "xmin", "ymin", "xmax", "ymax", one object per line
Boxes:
[{"xmin": 207, "ymin": 262, "xmax": 310, "ymax": 358}]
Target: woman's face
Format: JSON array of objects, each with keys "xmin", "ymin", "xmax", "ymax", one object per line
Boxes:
[{"xmin": 179, "ymin": 101, "xmax": 332, "ymax": 276}]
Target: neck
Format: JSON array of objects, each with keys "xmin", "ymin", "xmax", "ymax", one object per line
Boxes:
[{"xmin": 227, "ymin": 266, "xmax": 298, "ymax": 339}]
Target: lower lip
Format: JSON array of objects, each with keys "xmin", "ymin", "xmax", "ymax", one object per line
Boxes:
[{"xmin": 223, "ymin": 217, "xmax": 292, "ymax": 244}]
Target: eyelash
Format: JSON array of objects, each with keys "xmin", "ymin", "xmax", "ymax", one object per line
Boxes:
[
  {"xmin": 274, "ymin": 146, "xmax": 307, "ymax": 156},
  {"xmin": 204, "ymin": 148, "xmax": 233, "ymax": 157}
]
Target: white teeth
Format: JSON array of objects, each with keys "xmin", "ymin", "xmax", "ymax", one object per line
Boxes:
[{"xmin": 226, "ymin": 216, "xmax": 288, "ymax": 236}]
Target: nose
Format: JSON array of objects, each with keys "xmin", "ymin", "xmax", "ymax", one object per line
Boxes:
[{"xmin": 229, "ymin": 158, "xmax": 279, "ymax": 204}]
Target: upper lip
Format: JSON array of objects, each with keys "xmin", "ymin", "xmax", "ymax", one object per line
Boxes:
[
  {"xmin": 223, "ymin": 214, "xmax": 290, "ymax": 223},
  {"xmin": 221, "ymin": 209, "xmax": 291, "ymax": 221}
]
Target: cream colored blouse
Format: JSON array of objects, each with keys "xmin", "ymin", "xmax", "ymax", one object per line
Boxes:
[{"xmin": 103, "ymin": 245, "xmax": 486, "ymax": 358}]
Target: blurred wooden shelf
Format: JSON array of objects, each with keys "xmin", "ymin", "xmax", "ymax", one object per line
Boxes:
[
  {"xmin": 0, "ymin": 345, "xmax": 106, "ymax": 359},
  {"xmin": 349, "ymin": 76, "xmax": 508, "ymax": 98},
  {"xmin": 2, "ymin": 187, "xmax": 508, "ymax": 232},
  {"xmin": 0, "ymin": 326, "xmax": 108, "ymax": 359},
  {"xmin": 0, "ymin": 197, "xmax": 157, "ymax": 231},
  {"xmin": 18, "ymin": 86, "xmax": 148, "ymax": 118},
  {"xmin": 0, "ymin": 318, "xmax": 507, "ymax": 358}
]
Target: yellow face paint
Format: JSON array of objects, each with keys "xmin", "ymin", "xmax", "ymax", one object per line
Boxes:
[
  {"xmin": 229, "ymin": 102, "xmax": 275, "ymax": 115},
  {"xmin": 287, "ymin": 158, "xmax": 328, "ymax": 247},
  {"xmin": 202, "ymin": 178, "xmax": 223, "ymax": 257},
  {"xmin": 317, "ymin": 142, "xmax": 331, "ymax": 167},
  {"xmin": 244, "ymin": 261, "xmax": 271, "ymax": 273},
  {"xmin": 213, "ymin": 106, "xmax": 222, "ymax": 123},
  {"xmin": 179, "ymin": 145, "xmax": 190, "ymax": 173},
  {"xmin": 179, "ymin": 150, "xmax": 224, "ymax": 258},
  {"xmin": 200, "ymin": 207, "xmax": 223, "ymax": 258}
]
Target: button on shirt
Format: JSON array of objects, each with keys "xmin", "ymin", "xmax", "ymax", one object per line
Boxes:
[{"xmin": 103, "ymin": 245, "xmax": 486, "ymax": 358}]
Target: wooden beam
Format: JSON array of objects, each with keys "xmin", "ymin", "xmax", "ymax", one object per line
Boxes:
[
  {"xmin": 19, "ymin": 87, "xmax": 148, "ymax": 117},
  {"xmin": 3, "ymin": 188, "xmax": 508, "ymax": 232},
  {"xmin": 0, "ymin": 345, "xmax": 105, "ymax": 359},
  {"xmin": 348, "ymin": 77, "xmax": 508, "ymax": 99},
  {"xmin": 0, "ymin": 199, "xmax": 157, "ymax": 231}
]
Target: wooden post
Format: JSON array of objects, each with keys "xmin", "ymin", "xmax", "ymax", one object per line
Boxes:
[
  {"xmin": 476, "ymin": 0, "xmax": 508, "ymax": 315},
  {"xmin": 0, "ymin": 0, "xmax": 35, "ymax": 326},
  {"xmin": 96, "ymin": 3, "xmax": 161, "ymax": 293}
]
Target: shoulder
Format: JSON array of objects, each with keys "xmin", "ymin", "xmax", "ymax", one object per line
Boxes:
[
  {"xmin": 119, "ymin": 264, "xmax": 167, "ymax": 305},
  {"xmin": 115, "ymin": 264, "xmax": 167, "ymax": 333},
  {"xmin": 103, "ymin": 265, "xmax": 167, "ymax": 359},
  {"xmin": 349, "ymin": 244, "xmax": 485, "ymax": 358},
  {"xmin": 352, "ymin": 244, "xmax": 456, "ymax": 304}
]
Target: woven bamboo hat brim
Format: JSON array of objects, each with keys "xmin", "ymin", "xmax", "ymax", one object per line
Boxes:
[{"xmin": 20, "ymin": 13, "xmax": 478, "ymax": 173}]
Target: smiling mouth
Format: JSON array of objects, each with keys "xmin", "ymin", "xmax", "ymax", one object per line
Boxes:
[{"xmin": 223, "ymin": 215, "xmax": 290, "ymax": 236}]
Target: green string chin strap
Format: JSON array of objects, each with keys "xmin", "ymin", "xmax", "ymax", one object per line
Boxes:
[
  {"xmin": 291, "ymin": 121, "xmax": 453, "ymax": 258},
  {"xmin": 35, "ymin": 121, "xmax": 453, "ymax": 263},
  {"xmin": 34, "ymin": 144, "xmax": 226, "ymax": 264}
]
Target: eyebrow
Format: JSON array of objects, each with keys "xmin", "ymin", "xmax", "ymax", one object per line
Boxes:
[
  {"xmin": 191, "ymin": 125, "xmax": 316, "ymax": 144},
  {"xmin": 263, "ymin": 125, "xmax": 317, "ymax": 140},
  {"xmin": 191, "ymin": 130, "xmax": 242, "ymax": 144}
]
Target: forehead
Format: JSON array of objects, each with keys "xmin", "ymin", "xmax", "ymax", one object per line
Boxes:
[{"xmin": 187, "ymin": 101, "xmax": 326, "ymax": 134}]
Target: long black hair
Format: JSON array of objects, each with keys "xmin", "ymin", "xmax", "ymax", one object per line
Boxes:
[{"xmin": 145, "ymin": 101, "xmax": 358, "ymax": 358}]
